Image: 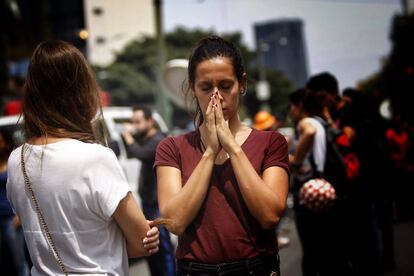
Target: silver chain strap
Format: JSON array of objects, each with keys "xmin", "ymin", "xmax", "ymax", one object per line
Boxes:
[{"xmin": 21, "ymin": 144, "xmax": 69, "ymax": 276}]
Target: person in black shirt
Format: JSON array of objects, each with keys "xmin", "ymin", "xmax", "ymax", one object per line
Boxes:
[{"xmin": 122, "ymin": 106, "xmax": 175, "ymax": 276}]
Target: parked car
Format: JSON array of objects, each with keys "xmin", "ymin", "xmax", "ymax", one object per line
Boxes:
[{"xmin": 0, "ymin": 106, "xmax": 168, "ymax": 205}]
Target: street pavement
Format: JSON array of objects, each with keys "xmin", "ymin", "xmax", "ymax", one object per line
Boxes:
[
  {"xmin": 129, "ymin": 213, "xmax": 414, "ymax": 276},
  {"xmin": 383, "ymin": 221, "xmax": 414, "ymax": 276}
]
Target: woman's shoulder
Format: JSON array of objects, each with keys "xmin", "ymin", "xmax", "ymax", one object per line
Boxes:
[
  {"xmin": 45, "ymin": 139, "xmax": 113, "ymax": 156},
  {"xmin": 158, "ymin": 131, "xmax": 198, "ymax": 149},
  {"xmin": 251, "ymin": 128, "xmax": 285, "ymax": 142},
  {"xmin": 56, "ymin": 142, "xmax": 122, "ymax": 175},
  {"xmin": 76, "ymin": 141, "xmax": 118, "ymax": 161},
  {"xmin": 24, "ymin": 139, "xmax": 117, "ymax": 162},
  {"xmin": 8, "ymin": 145, "xmax": 23, "ymax": 166}
]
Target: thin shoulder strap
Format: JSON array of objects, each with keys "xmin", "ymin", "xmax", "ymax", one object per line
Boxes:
[{"xmin": 21, "ymin": 144, "xmax": 68, "ymax": 276}]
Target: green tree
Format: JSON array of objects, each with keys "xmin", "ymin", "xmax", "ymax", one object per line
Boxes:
[
  {"xmin": 96, "ymin": 28, "xmax": 210, "ymax": 106},
  {"xmin": 244, "ymin": 68, "xmax": 293, "ymax": 121}
]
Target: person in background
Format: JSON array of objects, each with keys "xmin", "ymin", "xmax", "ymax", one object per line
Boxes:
[
  {"xmin": 6, "ymin": 40, "xmax": 159, "ymax": 276},
  {"xmin": 341, "ymin": 88, "xmax": 394, "ymax": 274},
  {"xmin": 288, "ymin": 87, "xmax": 350, "ymax": 276},
  {"xmin": 253, "ymin": 110, "xmax": 277, "ymax": 131},
  {"xmin": 154, "ymin": 35, "xmax": 289, "ymax": 275},
  {"xmin": 306, "ymin": 72, "xmax": 341, "ymax": 129},
  {"xmin": 122, "ymin": 106, "xmax": 175, "ymax": 276},
  {"xmin": 0, "ymin": 128, "xmax": 29, "ymax": 275}
]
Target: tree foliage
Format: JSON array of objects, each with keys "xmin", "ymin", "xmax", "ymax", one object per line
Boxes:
[
  {"xmin": 245, "ymin": 68, "xmax": 293, "ymax": 121},
  {"xmin": 358, "ymin": 14, "xmax": 414, "ymax": 124}
]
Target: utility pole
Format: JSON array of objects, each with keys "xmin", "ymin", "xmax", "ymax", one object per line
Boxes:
[
  {"xmin": 256, "ymin": 40, "xmax": 271, "ymax": 111},
  {"xmin": 154, "ymin": 0, "xmax": 172, "ymax": 129}
]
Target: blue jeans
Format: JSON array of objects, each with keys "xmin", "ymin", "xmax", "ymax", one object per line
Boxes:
[
  {"xmin": 143, "ymin": 203, "xmax": 176, "ymax": 276},
  {"xmin": 0, "ymin": 216, "xmax": 30, "ymax": 276}
]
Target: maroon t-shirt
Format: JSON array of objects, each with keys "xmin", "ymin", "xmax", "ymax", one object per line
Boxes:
[{"xmin": 154, "ymin": 129, "xmax": 289, "ymax": 263}]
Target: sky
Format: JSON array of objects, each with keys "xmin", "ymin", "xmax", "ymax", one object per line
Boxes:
[{"xmin": 163, "ymin": 0, "xmax": 402, "ymax": 90}]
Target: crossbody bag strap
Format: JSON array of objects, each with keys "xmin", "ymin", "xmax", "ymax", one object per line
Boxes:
[{"xmin": 21, "ymin": 144, "xmax": 69, "ymax": 276}]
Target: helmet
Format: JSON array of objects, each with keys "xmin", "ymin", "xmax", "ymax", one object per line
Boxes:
[
  {"xmin": 253, "ymin": 111, "xmax": 276, "ymax": 130},
  {"xmin": 299, "ymin": 178, "xmax": 336, "ymax": 212}
]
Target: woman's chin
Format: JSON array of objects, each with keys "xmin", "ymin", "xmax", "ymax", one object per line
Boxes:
[{"xmin": 223, "ymin": 112, "xmax": 236, "ymax": 122}]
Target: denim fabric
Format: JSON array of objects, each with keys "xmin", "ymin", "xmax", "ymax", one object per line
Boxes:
[
  {"xmin": 143, "ymin": 203, "xmax": 176, "ymax": 276},
  {"xmin": 0, "ymin": 217, "xmax": 30, "ymax": 276}
]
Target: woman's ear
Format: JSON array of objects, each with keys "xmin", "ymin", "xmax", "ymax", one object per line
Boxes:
[
  {"xmin": 189, "ymin": 82, "xmax": 196, "ymax": 98},
  {"xmin": 238, "ymin": 73, "xmax": 248, "ymax": 99}
]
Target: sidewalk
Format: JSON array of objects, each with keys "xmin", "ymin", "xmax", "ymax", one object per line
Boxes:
[
  {"xmin": 383, "ymin": 221, "xmax": 414, "ymax": 276},
  {"xmin": 129, "ymin": 259, "xmax": 150, "ymax": 276}
]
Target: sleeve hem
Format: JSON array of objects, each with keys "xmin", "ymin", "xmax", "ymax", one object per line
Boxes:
[
  {"xmin": 263, "ymin": 162, "xmax": 291, "ymax": 179},
  {"xmin": 154, "ymin": 162, "xmax": 181, "ymax": 170},
  {"xmin": 106, "ymin": 186, "xmax": 131, "ymax": 218}
]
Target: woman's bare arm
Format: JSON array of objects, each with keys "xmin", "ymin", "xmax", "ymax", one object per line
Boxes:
[
  {"xmin": 229, "ymin": 147, "xmax": 289, "ymax": 229},
  {"xmin": 214, "ymin": 93, "xmax": 289, "ymax": 229},
  {"xmin": 291, "ymin": 119, "xmax": 316, "ymax": 166},
  {"xmin": 113, "ymin": 192, "xmax": 159, "ymax": 258},
  {"xmin": 157, "ymin": 149, "xmax": 215, "ymax": 235},
  {"xmin": 156, "ymin": 95, "xmax": 219, "ymax": 235}
]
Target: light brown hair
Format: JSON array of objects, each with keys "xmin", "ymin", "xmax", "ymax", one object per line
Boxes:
[{"xmin": 23, "ymin": 40, "xmax": 102, "ymax": 143}]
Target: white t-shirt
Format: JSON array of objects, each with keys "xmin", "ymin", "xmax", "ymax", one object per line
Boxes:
[
  {"xmin": 7, "ymin": 139, "xmax": 131, "ymax": 276},
  {"xmin": 294, "ymin": 117, "xmax": 326, "ymax": 180}
]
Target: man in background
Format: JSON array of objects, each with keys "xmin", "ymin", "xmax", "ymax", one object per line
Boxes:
[{"xmin": 122, "ymin": 106, "xmax": 175, "ymax": 276}]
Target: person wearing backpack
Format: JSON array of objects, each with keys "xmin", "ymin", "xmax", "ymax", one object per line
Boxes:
[
  {"xmin": 288, "ymin": 87, "xmax": 350, "ymax": 276},
  {"xmin": 306, "ymin": 73, "xmax": 381, "ymax": 276},
  {"xmin": 337, "ymin": 88, "xmax": 387, "ymax": 275}
]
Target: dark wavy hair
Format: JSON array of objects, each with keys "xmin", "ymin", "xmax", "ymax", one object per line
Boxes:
[
  {"xmin": 23, "ymin": 40, "xmax": 102, "ymax": 143},
  {"xmin": 186, "ymin": 35, "xmax": 246, "ymax": 128}
]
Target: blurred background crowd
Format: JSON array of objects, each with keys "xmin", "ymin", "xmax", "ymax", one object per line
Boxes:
[{"xmin": 1, "ymin": 0, "xmax": 413, "ymax": 275}]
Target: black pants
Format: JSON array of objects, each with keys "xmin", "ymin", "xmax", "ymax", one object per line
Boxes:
[
  {"xmin": 176, "ymin": 254, "xmax": 280, "ymax": 276},
  {"xmin": 294, "ymin": 202, "xmax": 350, "ymax": 276}
]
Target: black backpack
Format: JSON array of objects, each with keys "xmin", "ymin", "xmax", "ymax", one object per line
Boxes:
[{"xmin": 313, "ymin": 117, "xmax": 348, "ymax": 197}]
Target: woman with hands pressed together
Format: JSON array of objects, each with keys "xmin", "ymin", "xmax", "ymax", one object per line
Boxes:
[
  {"xmin": 154, "ymin": 36, "xmax": 290, "ymax": 275},
  {"xmin": 6, "ymin": 40, "xmax": 159, "ymax": 276}
]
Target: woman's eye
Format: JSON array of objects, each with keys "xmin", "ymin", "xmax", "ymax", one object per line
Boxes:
[{"xmin": 220, "ymin": 81, "xmax": 233, "ymax": 91}]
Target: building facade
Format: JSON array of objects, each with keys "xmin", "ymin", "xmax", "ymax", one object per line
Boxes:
[
  {"xmin": 84, "ymin": 0, "xmax": 155, "ymax": 66},
  {"xmin": 254, "ymin": 19, "xmax": 309, "ymax": 88}
]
